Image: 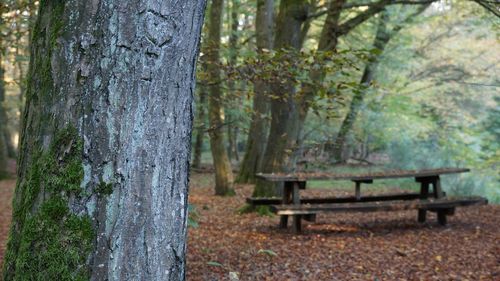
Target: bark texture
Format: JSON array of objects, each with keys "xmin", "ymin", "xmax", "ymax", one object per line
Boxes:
[
  {"xmin": 3, "ymin": 0, "xmax": 206, "ymax": 280},
  {"xmin": 206, "ymin": 0, "xmax": 234, "ymax": 195},
  {"xmin": 236, "ymin": 0, "xmax": 273, "ymax": 184}
]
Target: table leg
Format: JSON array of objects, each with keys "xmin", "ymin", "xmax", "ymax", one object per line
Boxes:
[
  {"xmin": 433, "ymin": 176, "xmax": 444, "ymax": 198},
  {"xmin": 291, "ymin": 182, "xmax": 302, "ymax": 233},
  {"xmin": 279, "ymin": 182, "xmax": 292, "ymax": 229},
  {"xmin": 355, "ymin": 182, "xmax": 361, "ymax": 201},
  {"xmin": 418, "ymin": 182, "xmax": 429, "ymax": 223}
]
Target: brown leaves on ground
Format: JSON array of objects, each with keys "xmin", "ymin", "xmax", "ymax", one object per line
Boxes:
[
  {"xmin": 0, "ymin": 159, "xmax": 16, "ymax": 266},
  {"xmin": 187, "ymin": 172, "xmax": 500, "ymax": 281},
  {"xmin": 0, "ymin": 168, "xmax": 498, "ymax": 280}
]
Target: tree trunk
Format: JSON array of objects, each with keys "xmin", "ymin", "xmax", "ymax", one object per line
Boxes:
[
  {"xmin": 206, "ymin": 0, "xmax": 235, "ymax": 195},
  {"xmin": 0, "ymin": 62, "xmax": 7, "ymax": 178},
  {"xmin": 253, "ymin": 0, "xmax": 309, "ymax": 196},
  {"xmin": 192, "ymin": 87, "xmax": 207, "ymax": 169},
  {"xmin": 331, "ymin": 11, "xmax": 390, "ymax": 162},
  {"xmin": 330, "ymin": 4, "xmax": 429, "ymax": 162},
  {"xmin": 0, "ymin": 3, "xmax": 9, "ymax": 175},
  {"xmin": 236, "ymin": 0, "xmax": 273, "ymax": 184},
  {"xmin": 3, "ymin": 1, "xmax": 206, "ymax": 280},
  {"xmin": 226, "ymin": 0, "xmax": 240, "ymax": 162}
]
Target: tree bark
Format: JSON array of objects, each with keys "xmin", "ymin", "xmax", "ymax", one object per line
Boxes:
[
  {"xmin": 206, "ymin": 0, "xmax": 235, "ymax": 195},
  {"xmin": 253, "ymin": 0, "xmax": 309, "ymax": 196},
  {"xmin": 3, "ymin": 1, "xmax": 206, "ymax": 280},
  {"xmin": 236, "ymin": 0, "xmax": 273, "ymax": 184}
]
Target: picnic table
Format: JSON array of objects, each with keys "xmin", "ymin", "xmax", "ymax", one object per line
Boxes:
[{"xmin": 250, "ymin": 168, "xmax": 488, "ymax": 233}]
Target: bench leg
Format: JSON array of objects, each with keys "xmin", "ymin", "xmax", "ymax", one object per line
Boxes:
[
  {"xmin": 437, "ymin": 210, "xmax": 447, "ymax": 226},
  {"xmin": 279, "ymin": 215, "xmax": 288, "ymax": 229},
  {"xmin": 418, "ymin": 209, "xmax": 427, "ymax": 223},
  {"xmin": 292, "ymin": 215, "xmax": 302, "ymax": 234}
]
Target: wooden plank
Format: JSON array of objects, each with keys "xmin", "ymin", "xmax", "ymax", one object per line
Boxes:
[
  {"xmin": 246, "ymin": 192, "xmax": 422, "ymax": 206},
  {"xmin": 255, "ymin": 168, "xmax": 470, "ymax": 182},
  {"xmin": 271, "ymin": 197, "xmax": 487, "ymax": 215}
]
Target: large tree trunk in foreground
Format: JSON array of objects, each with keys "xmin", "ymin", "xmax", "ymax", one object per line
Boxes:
[
  {"xmin": 3, "ymin": 1, "xmax": 206, "ymax": 280},
  {"xmin": 206, "ymin": 0, "xmax": 235, "ymax": 195},
  {"xmin": 253, "ymin": 0, "xmax": 309, "ymax": 197},
  {"xmin": 237, "ymin": 0, "xmax": 274, "ymax": 184}
]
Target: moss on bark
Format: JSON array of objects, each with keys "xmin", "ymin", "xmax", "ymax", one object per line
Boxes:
[{"xmin": 3, "ymin": 125, "xmax": 94, "ymax": 281}]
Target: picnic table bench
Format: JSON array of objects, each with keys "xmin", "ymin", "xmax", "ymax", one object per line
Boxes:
[{"xmin": 250, "ymin": 168, "xmax": 488, "ymax": 233}]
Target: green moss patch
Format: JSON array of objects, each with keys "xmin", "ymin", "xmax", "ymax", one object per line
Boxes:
[{"xmin": 3, "ymin": 125, "xmax": 94, "ymax": 280}]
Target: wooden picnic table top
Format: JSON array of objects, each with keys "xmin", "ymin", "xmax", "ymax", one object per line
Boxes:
[{"xmin": 256, "ymin": 167, "xmax": 470, "ymax": 182}]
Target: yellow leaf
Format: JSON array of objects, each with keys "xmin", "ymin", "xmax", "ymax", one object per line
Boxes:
[{"xmin": 435, "ymin": 255, "xmax": 442, "ymax": 262}]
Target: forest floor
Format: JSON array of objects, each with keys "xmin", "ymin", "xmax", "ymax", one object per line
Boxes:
[{"xmin": 0, "ymin": 168, "xmax": 498, "ymax": 280}]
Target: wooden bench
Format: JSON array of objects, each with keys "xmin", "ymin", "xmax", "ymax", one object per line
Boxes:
[
  {"xmin": 254, "ymin": 168, "xmax": 489, "ymax": 233},
  {"xmin": 247, "ymin": 192, "xmax": 422, "ymax": 205},
  {"xmin": 271, "ymin": 197, "xmax": 487, "ymax": 232}
]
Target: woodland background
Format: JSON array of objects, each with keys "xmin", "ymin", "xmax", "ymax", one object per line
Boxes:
[{"xmin": 1, "ymin": 0, "xmax": 499, "ymax": 201}]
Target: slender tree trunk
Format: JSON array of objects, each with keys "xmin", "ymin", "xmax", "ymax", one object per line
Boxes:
[
  {"xmin": 331, "ymin": 11, "xmax": 390, "ymax": 162},
  {"xmin": 253, "ymin": 0, "xmax": 309, "ymax": 196},
  {"xmin": 192, "ymin": 87, "xmax": 207, "ymax": 169},
  {"xmin": 330, "ymin": 5, "xmax": 429, "ymax": 162},
  {"xmin": 206, "ymin": 0, "xmax": 234, "ymax": 195},
  {"xmin": 3, "ymin": 1, "xmax": 206, "ymax": 280},
  {"xmin": 226, "ymin": 0, "xmax": 240, "ymax": 162},
  {"xmin": 0, "ymin": 2, "xmax": 9, "ymax": 176},
  {"xmin": 0, "ymin": 62, "xmax": 7, "ymax": 177},
  {"xmin": 236, "ymin": 0, "xmax": 273, "ymax": 184}
]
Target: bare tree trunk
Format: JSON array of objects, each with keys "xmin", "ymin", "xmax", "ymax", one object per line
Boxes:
[
  {"xmin": 3, "ymin": 1, "xmax": 206, "ymax": 280},
  {"xmin": 331, "ymin": 11, "xmax": 389, "ymax": 162},
  {"xmin": 0, "ymin": 62, "xmax": 7, "ymax": 177},
  {"xmin": 236, "ymin": 0, "xmax": 273, "ymax": 184},
  {"xmin": 0, "ymin": 2, "xmax": 9, "ymax": 176},
  {"xmin": 253, "ymin": 0, "xmax": 309, "ymax": 196},
  {"xmin": 226, "ymin": 0, "xmax": 241, "ymax": 162},
  {"xmin": 206, "ymin": 0, "xmax": 235, "ymax": 195},
  {"xmin": 192, "ymin": 87, "xmax": 207, "ymax": 169}
]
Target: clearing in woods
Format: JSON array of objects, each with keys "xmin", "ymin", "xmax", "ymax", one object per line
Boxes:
[{"xmin": 0, "ymin": 168, "xmax": 498, "ymax": 280}]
